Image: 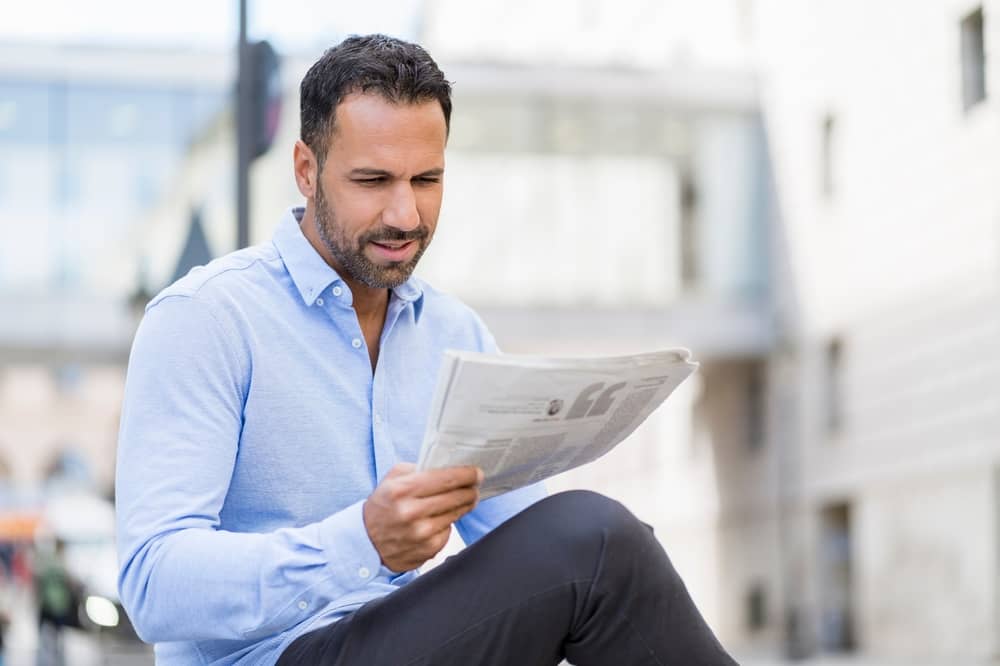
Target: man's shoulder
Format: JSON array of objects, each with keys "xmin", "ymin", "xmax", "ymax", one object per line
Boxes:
[
  {"xmin": 412, "ymin": 277, "xmax": 482, "ymax": 321},
  {"xmin": 148, "ymin": 242, "xmax": 281, "ymax": 310},
  {"xmin": 410, "ymin": 277, "xmax": 496, "ymax": 348}
]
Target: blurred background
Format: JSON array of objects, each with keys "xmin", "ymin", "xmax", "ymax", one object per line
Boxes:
[{"xmin": 1, "ymin": 0, "xmax": 998, "ymax": 664}]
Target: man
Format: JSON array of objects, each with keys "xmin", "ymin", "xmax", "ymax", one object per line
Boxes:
[{"xmin": 116, "ymin": 34, "xmax": 738, "ymax": 665}]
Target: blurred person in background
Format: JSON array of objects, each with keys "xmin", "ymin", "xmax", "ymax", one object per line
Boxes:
[
  {"xmin": 0, "ymin": 604, "xmax": 8, "ymax": 666},
  {"xmin": 115, "ymin": 34, "xmax": 736, "ymax": 665},
  {"xmin": 34, "ymin": 538, "xmax": 80, "ymax": 666}
]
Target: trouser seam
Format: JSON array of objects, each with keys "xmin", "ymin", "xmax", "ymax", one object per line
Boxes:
[
  {"xmin": 576, "ymin": 526, "xmax": 607, "ymax": 636},
  {"xmin": 619, "ymin": 610, "xmax": 666, "ymax": 666}
]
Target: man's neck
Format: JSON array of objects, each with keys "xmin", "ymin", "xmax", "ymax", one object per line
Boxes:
[
  {"xmin": 297, "ymin": 205, "xmax": 389, "ymax": 369},
  {"xmin": 351, "ymin": 283, "xmax": 388, "ymax": 372},
  {"xmin": 349, "ymin": 280, "xmax": 390, "ymax": 325}
]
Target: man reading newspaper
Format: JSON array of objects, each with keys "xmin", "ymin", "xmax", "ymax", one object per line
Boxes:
[{"xmin": 115, "ymin": 34, "xmax": 738, "ymax": 665}]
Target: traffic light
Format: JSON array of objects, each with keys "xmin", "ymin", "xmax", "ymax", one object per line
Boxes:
[{"xmin": 245, "ymin": 40, "xmax": 281, "ymax": 160}]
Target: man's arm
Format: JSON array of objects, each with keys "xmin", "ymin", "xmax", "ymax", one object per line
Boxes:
[{"xmin": 116, "ymin": 295, "xmax": 385, "ymax": 643}]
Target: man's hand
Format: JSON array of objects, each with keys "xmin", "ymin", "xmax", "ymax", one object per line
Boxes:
[{"xmin": 363, "ymin": 463, "xmax": 483, "ymax": 573}]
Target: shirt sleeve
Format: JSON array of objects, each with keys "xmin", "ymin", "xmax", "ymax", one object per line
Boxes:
[{"xmin": 115, "ymin": 295, "xmax": 382, "ymax": 643}]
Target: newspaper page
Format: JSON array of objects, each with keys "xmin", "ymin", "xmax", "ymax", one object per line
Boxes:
[{"xmin": 416, "ymin": 349, "xmax": 698, "ymax": 499}]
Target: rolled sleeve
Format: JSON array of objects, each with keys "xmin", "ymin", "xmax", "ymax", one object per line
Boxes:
[{"xmin": 317, "ymin": 499, "xmax": 382, "ymax": 585}]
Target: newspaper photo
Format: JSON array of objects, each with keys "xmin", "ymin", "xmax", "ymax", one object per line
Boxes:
[{"xmin": 416, "ymin": 349, "xmax": 699, "ymax": 499}]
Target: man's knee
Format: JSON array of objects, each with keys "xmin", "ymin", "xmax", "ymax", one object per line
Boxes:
[{"xmin": 527, "ymin": 490, "xmax": 656, "ymax": 556}]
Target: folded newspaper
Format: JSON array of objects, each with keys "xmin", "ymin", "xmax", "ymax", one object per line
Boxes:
[{"xmin": 416, "ymin": 349, "xmax": 699, "ymax": 499}]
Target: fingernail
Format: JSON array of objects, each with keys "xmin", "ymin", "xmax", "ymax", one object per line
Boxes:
[{"xmin": 476, "ymin": 468, "xmax": 484, "ymax": 484}]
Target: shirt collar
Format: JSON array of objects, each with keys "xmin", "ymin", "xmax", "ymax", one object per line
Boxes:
[{"xmin": 273, "ymin": 207, "xmax": 425, "ymax": 317}]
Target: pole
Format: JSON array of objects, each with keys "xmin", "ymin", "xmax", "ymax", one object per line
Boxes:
[{"xmin": 236, "ymin": 0, "xmax": 251, "ymax": 249}]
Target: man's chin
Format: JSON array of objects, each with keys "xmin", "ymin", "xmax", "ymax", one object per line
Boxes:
[{"xmin": 358, "ymin": 264, "xmax": 417, "ymax": 290}]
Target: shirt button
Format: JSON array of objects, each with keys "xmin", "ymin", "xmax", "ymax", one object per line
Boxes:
[
  {"xmin": 358, "ymin": 567, "xmax": 370, "ymax": 579},
  {"xmin": 351, "ymin": 338, "xmax": 362, "ymax": 349},
  {"xmin": 315, "ymin": 297, "xmax": 324, "ymax": 306},
  {"xmin": 332, "ymin": 286, "xmax": 343, "ymax": 297},
  {"xmin": 373, "ymin": 413, "xmax": 381, "ymax": 425},
  {"xmin": 297, "ymin": 600, "xmax": 308, "ymax": 610}
]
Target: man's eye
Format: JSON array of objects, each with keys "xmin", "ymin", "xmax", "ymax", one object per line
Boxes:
[
  {"xmin": 416, "ymin": 177, "xmax": 441, "ymax": 184},
  {"xmin": 355, "ymin": 178, "xmax": 384, "ymax": 185}
]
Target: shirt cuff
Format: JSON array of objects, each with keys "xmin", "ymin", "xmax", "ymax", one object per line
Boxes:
[{"xmin": 316, "ymin": 499, "xmax": 382, "ymax": 589}]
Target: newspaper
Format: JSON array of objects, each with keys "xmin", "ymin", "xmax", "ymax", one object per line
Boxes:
[{"xmin": 416, "ymin": 349, "xmax": 699, "ymax": 499}]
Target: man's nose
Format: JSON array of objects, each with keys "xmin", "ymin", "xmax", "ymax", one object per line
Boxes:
[{"xmin": 383, "ymin": 183, "xmax": 420, "ymax": 231}]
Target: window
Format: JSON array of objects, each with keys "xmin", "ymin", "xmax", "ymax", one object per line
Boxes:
[
  {"xmin": 825, "ymin": 338, "xmax": 843, "ymax": 434},
  {"xmin": 961, "ymin": 7, "xmax": 987, "ymax": 110},
  {"xmin": 0, "ymin": 81, "xmax": 51, "ymax": 144},
  {"xmin": 746, "ymin": 581, "xmax": 768, "ymax": 632},
  {"xmin": 747, "ymin": 362, "xmax": 766, "ymax": 452},
  {"xmin": 819, "ymin": 502, "xmax": 855, "ymax": 651},
  {"xmin": 55, "ymin": 158, "xmax": 79, "ymax": 208},
  {"xmin": 53, "ymin": 364, "xmax": 83, "ymax": 396},
  {"xmin": 679, "ymin": 172, "xmax": 699, "ymax": 288},
  {"xmin": 820, "ymin": 114, "xmax": 836, "ymax": 198}
]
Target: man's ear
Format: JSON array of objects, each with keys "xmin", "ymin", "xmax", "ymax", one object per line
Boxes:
[{"xmin": 293, "ymin": 140, "xmax": 318, "ymax": 198}]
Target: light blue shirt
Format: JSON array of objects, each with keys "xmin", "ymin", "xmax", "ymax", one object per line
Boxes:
[{"xmin": 116, "ymin": 208, "xmax": 546, "ymax": 665}]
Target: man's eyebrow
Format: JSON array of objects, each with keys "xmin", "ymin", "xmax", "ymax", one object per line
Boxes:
[
  {"xmin": 348, "ymin": 168, "xmax": 394, "ymax": 178},
  {"xmin": 347, "ymin": 167, "xmax": 444, "ymax": 178}
]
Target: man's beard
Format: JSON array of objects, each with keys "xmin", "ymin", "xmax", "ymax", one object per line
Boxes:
[{"xmin": 314, "ymin": 181, "xmax": 430, "ymax": 289}]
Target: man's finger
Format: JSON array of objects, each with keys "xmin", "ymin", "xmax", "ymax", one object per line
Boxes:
[
  {"xmin": 413, "ymin": 486, "xmax": 479, "ymax": 519},
  {"xmin": 425, "ymin": 502, "xmax": 476, "ymax": 534},
  {"xmin": 411, "ymin": 466, "xmax": 482, "ymax": 498}
]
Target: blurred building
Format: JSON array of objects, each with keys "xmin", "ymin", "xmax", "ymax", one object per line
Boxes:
[
  {"xmin": 753, "ymin": 0, "xmax": 1000, "ymax": 660},
  {"xmin": 2, "ymin": 1, "xmax": 998, "ymax": 663},
  {"xmin": 0, "ymin": 42, "xmax": 229, "ymax": 495}
]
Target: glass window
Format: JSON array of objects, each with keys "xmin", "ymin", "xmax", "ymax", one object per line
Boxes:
[
  {"xmin": 825, "ymin": 338, "xmax": 844, "ymax": 434},
  {"xmin": 66, "ymin": 85, "xmax": 176, "ymax": 145},
  {"xmin": 745, "ymin": 581, "xmax": 768, "ymax": 632},
  {"xmin": 0, "ymin": 80, "xmax": 51, "ymax": 144},
  {"xmin": 747, "ymin": 362, "xmax": 766, "ymax": 451},
  {"xmin": 961, "ymin": 8, "xmax": 986, "ymax": 110},
  {"xmin": 820, "ymin": 113, "xmax": 836, "ymax": 198},
  {"xmin": 55, "ymin": 156, "xmax": 79, "ymax": 207}
]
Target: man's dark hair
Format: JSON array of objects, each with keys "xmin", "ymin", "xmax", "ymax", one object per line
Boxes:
[{"xmin": 300, "ymin": 34, "xmax": 452, "ymax": 166}]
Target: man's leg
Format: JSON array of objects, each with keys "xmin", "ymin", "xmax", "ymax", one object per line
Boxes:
[{"xmin": 278, "ymin": 491, "xmax": 737, "ymax": 666}]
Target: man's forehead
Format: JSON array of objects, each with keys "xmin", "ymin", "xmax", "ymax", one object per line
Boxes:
[{"xmin": 331, "ymin": 93, "xmax": 447, "ymax": 144}]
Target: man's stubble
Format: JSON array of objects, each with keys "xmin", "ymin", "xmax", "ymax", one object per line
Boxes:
[{"xmin": 313, "ymin": 178, "xmax": 431, "ymax": 290}]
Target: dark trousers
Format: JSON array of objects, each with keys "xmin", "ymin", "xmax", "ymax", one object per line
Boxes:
[{"xmin": 278, "ymin": 491, "xmax": 738, "ymax": 665}]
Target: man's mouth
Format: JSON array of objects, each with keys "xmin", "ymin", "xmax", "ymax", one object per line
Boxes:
[
  {"xmin": 371, "ymin": 240, "xmax": 412, "ymax": 250},
  {"xmin": 368, "ymin": 239, "xmax": 418, "ymax": 262}
]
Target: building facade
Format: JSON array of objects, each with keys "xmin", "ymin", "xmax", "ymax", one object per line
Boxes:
[{"xmin": 754, "ymin": 0, "xmax": 1000, "ymax": 658}]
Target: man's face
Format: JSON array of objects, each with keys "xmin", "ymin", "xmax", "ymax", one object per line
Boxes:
[{"xmin": 312, "ymin": 93, "xmax": 447, "ymax": 289}]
